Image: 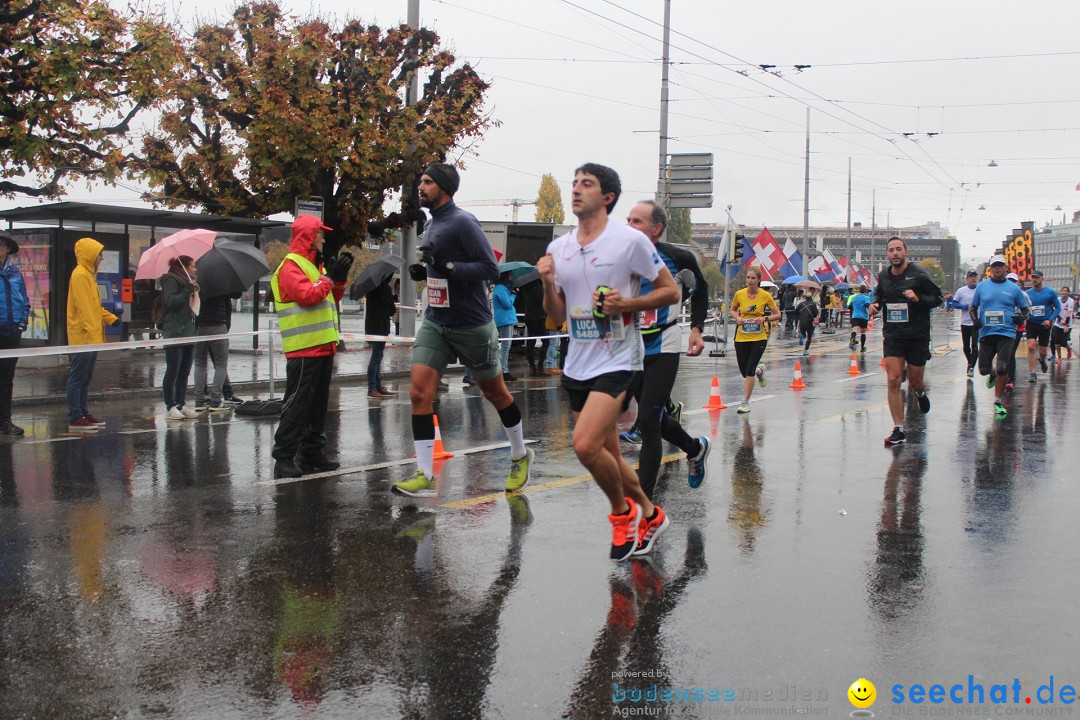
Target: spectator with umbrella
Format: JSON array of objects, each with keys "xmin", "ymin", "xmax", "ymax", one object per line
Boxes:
[
  {"xmin": 493, "ymin": 270, "xmax": 518, "ymax": 380},
  {"xmin": 159, "ymin": 255, "xmax": 201, "ymax": 420},
  {"xmin": 191, "ymin": 238, "xmax": 269, "ymax": 411},
  {"xmin": 364, "ymin": 273, "xmax": 397, "ymax": 399}
]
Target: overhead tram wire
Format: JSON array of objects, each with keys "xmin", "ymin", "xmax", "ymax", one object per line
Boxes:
[
  {"xmin": 588, "ymin": 0, "xmax": 964, "ymax": 193},
  {"xmin": 449, "ymin": 0, "xmax": 965, "ymax": 194}
]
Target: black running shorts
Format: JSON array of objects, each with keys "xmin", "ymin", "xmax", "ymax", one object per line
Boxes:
[{"xmin": 562, "ymin": 370, "xmax": 640, "ymax": 413}]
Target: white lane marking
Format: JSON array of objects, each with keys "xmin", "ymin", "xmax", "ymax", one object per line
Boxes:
[
  {"xmin": 834, "ymin": 372, "xmax": 879, "ymax": 383},
  {"xmin": 258, "ymin": 440, "xmax": 537, "ymax": 487}
]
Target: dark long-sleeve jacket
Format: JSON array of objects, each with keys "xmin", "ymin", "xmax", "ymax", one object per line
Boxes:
[{"xmin": 872, "ymin": 262, "xmax": 943, "ymax": 341}]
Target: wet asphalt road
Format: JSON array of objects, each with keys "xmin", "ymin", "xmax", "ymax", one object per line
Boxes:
[{"xmin": 2, "ymin": 316, "xmax": 1079, "ymax": 719}]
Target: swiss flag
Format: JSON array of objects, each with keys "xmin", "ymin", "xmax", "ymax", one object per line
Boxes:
[{"xmin": 747, "ymin": 228, "xmax": 789, "ymax": 279}]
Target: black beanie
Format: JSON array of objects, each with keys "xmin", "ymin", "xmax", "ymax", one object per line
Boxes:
[{"xmin": 423, "ymin": 163, "xmax": 460, "ymax": 196}]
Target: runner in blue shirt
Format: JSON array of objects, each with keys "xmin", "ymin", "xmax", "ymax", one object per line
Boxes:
[
  {"xmin": 847, "ymin": 286, "xmax": 872, "ymax": 353},
  {"xmin": 1023, "ymin": 269, "xmax": 1061, "ymax": 383},
  {"xmin": 970, "ymin": 255, "xmax": 1030, "ymax": 417}
]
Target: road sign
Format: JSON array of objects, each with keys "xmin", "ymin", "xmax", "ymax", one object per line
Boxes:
[
  {"xmin": 295, "ymin": 196, "xmax": 324, "ymax": 221},
  {"xmin": 666, "ymin": 153, "xmax": 714, "ymax": 208},
  {"xmin": 667, "ymin": 181, "xmax": 713, "ymax": 195},
  {"xmin": 668, "ymin": 153, "xmax": 713, "ymax": 167},
  {"xmin": 669, "ymin": 167, "xmax": 713, "ymax": 181},
  {"xmin": 669, "ymin": 196, "xmax": 714, "ymax": 208}
]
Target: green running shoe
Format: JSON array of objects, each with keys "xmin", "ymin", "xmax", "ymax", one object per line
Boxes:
[
  {"xmin": 668, "ymin": 401, "xmax": 684, "ymax": 424},
  {"xmin": 994, "ymin": 401, "xmax": 1007, "ymax": 418},
  {"xmin": 986, "ymin": 374, "xmax": 995, "ymax": 389},
  {"xmin": 393, "ymin": 469, "xmax": 435, "ymax": 497},
  {"xmin": 506, "ymin": 447, "xmax": 534, "ymax": 492}
]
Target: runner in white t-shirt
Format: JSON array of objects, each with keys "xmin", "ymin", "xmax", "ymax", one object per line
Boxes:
[
  {"xmin": 1052, "ymin": 285, "xmax": 1075, "ymax": 362},
  {"xmin": 537, "ymin": 163, "xmax": 679, "ymax": 562}
]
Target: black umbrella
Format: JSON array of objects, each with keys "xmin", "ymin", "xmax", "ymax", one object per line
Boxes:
[
  {"xmin": 195, "ymin": 239, "xmax": 270, "ymax": 299},
  {"xmin": 350, "ymin": 255, "xmax": 404, "ymax": 300}
]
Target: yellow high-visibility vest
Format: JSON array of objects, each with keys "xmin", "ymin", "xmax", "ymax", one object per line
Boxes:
[{"xmin": 271, "ymin": 253, "xmax": 339, "ymax": 353}]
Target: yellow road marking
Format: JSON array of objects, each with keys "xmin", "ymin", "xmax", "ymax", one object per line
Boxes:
[{"xmin": 439, "ymin": 451, "xmax": 688, "ymax": 509}]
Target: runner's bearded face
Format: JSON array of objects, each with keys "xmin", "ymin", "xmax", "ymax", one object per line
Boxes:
[
  {"xmin": 887, "ymin": 241, "xmax": 907, "ymax": 268},
  {"xmin": 418, "ymin": 174, "xmax": 448, "ymax": 210},
  {"xmin": 571, "ymin": 172, "xmax": 609, "ymax": 220}
]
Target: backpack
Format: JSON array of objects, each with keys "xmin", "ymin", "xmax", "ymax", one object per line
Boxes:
[{"xmin": 151, "ymin": 291, "xmax": 165, "ymax": 327}]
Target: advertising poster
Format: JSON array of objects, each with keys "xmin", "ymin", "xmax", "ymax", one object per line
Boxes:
[{"xmin": 12, "ymin": 235, "xmax": 51, "ymax": 341}]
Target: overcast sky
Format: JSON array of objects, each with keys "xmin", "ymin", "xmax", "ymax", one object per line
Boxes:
[{"xmin": 23, "ymin": 0, "xmax": 1080, "ymax": 264}]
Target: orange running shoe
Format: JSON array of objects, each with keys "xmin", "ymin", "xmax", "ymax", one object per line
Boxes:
[{"xmin": 608, "ymin": 497, "xmax": 642, "ymax": 561}]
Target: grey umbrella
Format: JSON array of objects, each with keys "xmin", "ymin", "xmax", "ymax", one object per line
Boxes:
[
  {"xmin": 350, "ymin": 255, "xmax": 404, "ymax": 300},
  {"xmin": 194, "ymin": 239, "xmax": 270, "ymax": 299}
]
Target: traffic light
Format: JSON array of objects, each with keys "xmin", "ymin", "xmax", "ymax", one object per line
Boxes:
[{"xmin": 729, "ymin": 232, "xmax": 745, "ymax": 264}]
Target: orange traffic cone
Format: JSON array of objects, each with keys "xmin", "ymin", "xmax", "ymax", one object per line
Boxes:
[
  {"xmin": 847, "ymin": 354, "xmax": 861, "ymax": 376},
  {"xmin": 432, "ymin": 414, "xmax": 455, "ymax": 460},
  {"xmin": 879, "ymin": 355, "xmax": 885, "ymax": 367},
  {"xmin": 702, "ymin": 376, "xmax": 727, "ymax": 410},
  {"xmin": 789, "ymin": 361, "xmax": 806, "ymax": 390}
]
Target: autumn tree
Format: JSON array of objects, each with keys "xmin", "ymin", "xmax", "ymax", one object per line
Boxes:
[
  {"xmin": 0, "ymin": 0, "xmax": 175, "ymax": 197},
  {"xmin": 534, "ymin": 173, "xmax": 564, "ymax": 224},
  {"xmin": 917, "ymin": 258, "xmax": 946, "ymax": 288},
  {"xmin": 133, "ymin": 1, "xmax": 492, "ymax": 250},
  {"xmin": 667, "ymin": 207, "xmax": 692, "ymax": 244}
]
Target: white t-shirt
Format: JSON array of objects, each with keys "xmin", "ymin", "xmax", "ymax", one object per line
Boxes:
[
  {"xmin": 1055, "ymin": 296, "xmax": 1075, "ymax": 329},
  {"xmin": 548, "ymin": 221, "xmax": 664, "ymax": 380}
]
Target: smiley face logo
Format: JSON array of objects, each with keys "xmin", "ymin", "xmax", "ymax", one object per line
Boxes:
[{"xmin": 848, "ymin": 678, "xmax": 876, "ymax": 709}]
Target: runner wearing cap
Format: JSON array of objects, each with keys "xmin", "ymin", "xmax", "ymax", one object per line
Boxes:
[
  {"xmin": 1023, "ymin": 270, "xmax": 1061, "ymax": 384},
  {"xmin": 947, "ymin": 271, "xmax": 980, "ymax": 378},
  {"xmin": 394, "ymin": 163, "xmax": 533, "ymax": 497},
  {"xmin": 970, "ymin": 255, "xmax": 1029, "ymax": 418}
]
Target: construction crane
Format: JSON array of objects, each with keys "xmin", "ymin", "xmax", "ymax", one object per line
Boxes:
[{"xmin": 456, "ymin": 198, "xmax": 537, "ymax": 223}]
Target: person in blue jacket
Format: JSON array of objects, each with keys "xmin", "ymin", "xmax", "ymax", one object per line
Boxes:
[
  {"xmin": 847, "ymin": 285, "xmax": 872, "ymax": 352},
  {"xmin": 1023, "ymin": 269, "xmax": 1061, "ymax": 383},
  {"xmin": 0, "ymin": 233, "xmax": 30, "ymax": 435},
  {"xmin": 493, "ymin": 271, "xmax": 519, "ymax": 380},
  {"xmin": 970, "ymin": 255, "xmax": 1030, "ymax": 418}
]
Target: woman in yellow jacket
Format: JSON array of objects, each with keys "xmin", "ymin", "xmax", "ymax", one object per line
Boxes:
[{"xmin": 66, "ymin": 237, "xmax": 118, "ymax": 430}]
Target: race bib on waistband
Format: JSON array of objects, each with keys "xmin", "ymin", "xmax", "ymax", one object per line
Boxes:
[
  {"xmin": 1030, "ymin": 305, "xmax": 1045, "ymax": 317},
  {"xmin": 741, "ymin": 321, "xmax": 762, "ymax": 334},
  {"xmin": 886, "ymin": 303, "xmax": 909, "ymax": 323},
  {"xmin": 984, "ymin": 310, "xmax": 1005, "ymax": 327},
  {"xmin": 638, "ymin": 308, "xmax": 658, "ymax": 331},
  {"xmin": 427, "ymin": 278, "xmax": 450, "ymax": 308}
]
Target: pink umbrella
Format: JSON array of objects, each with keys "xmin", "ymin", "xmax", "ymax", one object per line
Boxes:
[{"xmin": 134, "ymin": 228, "xmax": 217, "ymax": 280}]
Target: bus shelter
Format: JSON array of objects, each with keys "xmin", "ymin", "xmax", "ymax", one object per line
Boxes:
[{"xmin": 0, "ymin": 202, "xmax": 285, "ymax": 348}]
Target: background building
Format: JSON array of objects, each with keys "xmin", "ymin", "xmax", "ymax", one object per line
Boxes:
[{"xmin": 1031, "ymin": 212, "xmax": 1080, "ymax": 290}]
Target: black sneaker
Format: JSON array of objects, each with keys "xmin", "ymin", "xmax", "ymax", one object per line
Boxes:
[
  {"xmin": 298, "ymin": 455, "xmax": 341, "ymax": 474},
  {"xmin": 1040, "ymin": 356, "xmax": 1048, "ymax": 373},
  {"xmin": 916, "ymin": 392, "xmax": 930, "ymax": 414},
  {"xmin": 273, "ymin": 459, "xmax": 303, "ymax": 479},
  {"xmin": 884, "ymin": 428, "xmax": 906, "ymax": 446},
  {"xmin": 0, "ymin": 420, "xmax": 25, "ymax": 436},
  {"xmin": 222, "ymin": 396, "xmax": 244, "ymax": 406}
]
